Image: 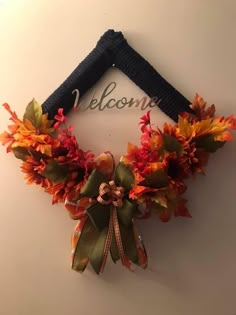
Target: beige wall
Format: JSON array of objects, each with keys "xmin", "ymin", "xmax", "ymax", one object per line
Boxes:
[{"xmin": 0, "ymin": 1, "xmax": 236, "ymax": 314}]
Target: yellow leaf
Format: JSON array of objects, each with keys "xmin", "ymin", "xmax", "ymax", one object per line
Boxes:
[
  {"xmin": 193, "ymin": 119, "xmax": 212, "ymax": 137},
  {"xmin": 177, "ymin": 117, "xmax": 193, "ymax": 139}
]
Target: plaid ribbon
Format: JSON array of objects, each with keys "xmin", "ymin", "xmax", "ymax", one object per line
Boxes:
[{"xmin": 97, "ymin": 181, "xmax": 130, "ymax": 272}]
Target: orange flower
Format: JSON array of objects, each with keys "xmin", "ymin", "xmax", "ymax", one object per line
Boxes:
[
  {"xmin": 21, "ymin": 157, "xmax": 51, "ymax": 188},
  {"xmin": 45, "ymin": 173, "xmax": 86, "ymax": 204},
  {"xmin": 0, "ymin": 101, "xmax": 56, "ymax": 155}
]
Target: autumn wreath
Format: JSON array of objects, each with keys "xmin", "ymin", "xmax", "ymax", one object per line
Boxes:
[{"xmin": 0, "ymin": 94, "xmax": 235, "ymax": 274}]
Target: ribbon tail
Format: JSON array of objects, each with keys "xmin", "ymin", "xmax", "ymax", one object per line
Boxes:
[
  {"xmin": 133, "ymin": 223, "xmax": 148, "ymax": 269},
  {"xmin": 71, "ymin": 217, "xmax": 89, "ymax": 272},
  {"xmin": 112, "ymin": 207, "xmax": 132, "ymax": 270},
  {"xmin": 99, "ymin": 208, "xmax": 114, "ymax": 273}
]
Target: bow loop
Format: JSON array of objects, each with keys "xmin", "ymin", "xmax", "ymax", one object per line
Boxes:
[{"xmin": 97, "ymin": 180, "xmax": 125, "ymax": 207}]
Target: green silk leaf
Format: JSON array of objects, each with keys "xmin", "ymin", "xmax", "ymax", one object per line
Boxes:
[
  {"xmin": 80, "ymin": 169, "xmax": 108, "ymax": 198},
  {"xmin": 86, "ymin": 202, "xmax": 110, "ymax": 230},
  {"xmin": 23, "ymin": 99, "xmax": 42, "ymax": 129},
  {"xmin": 114, "ymin": 162, "xmax": 134, "ymax": 192},
  {"xmin": 140, "ymin": 169, "xmax": 169, "ymax": 188},
  {"xmin": 12, "ymin": 147, "xmax": 29, "ymax": 161},
  {"xmin": 110, "ymin": 232, "xmax": 120, "ymax": 263},
  {"xmin": 89, "ymin": 228, "xmax": 108, "ymax": 274},
  {"xmin": 163, "ymin": 134, "xmax": 183, "ymax": 155},
  {"xmin": 120, "ymin": 224, "xmax": 139, "ymax": 265},
  {"xmin": 195, "ymin": 134, "xmax": 225, "ymax": 152},
  {"xmin": 41, "ymin": 160, "xmax": 68, "ymax": 183},
  {"xmin": 72, "ymin": 218, "xmax": 99, "ymax": 272},
  {"xmin": 117, "ymin": 199, "xmax": 137, "ymax": 227}
]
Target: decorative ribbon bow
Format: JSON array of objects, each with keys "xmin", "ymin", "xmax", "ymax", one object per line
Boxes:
[{"xmin": 65, "ymin": 157, "xmax": 147, "ymax": 274}]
